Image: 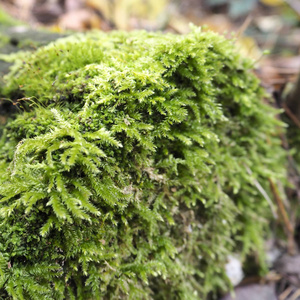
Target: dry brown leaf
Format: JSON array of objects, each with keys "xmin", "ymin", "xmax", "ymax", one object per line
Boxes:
[
  {"xmin": 199, "ymin": 14, "xmax": 233, "ymax": 34},
  {"xmin": 168, "ymin": 14, "xmax": 191, "ymax": 34},
  {"xmin": 86, "ymin": 0, "xmax": 112, "ymax": 21},
  {"xmin": 113, "ymin": 0, "xmax": 131, "ymax": 30},
  {"xmin": 86, "ymin": 0, "xmax": 168, "ymax": 30},
  {"xmin": 58, "ymin": 8, "xmax": 102, "ymax": 31}
]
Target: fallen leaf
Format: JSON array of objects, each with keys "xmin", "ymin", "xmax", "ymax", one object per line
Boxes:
[
  {"xmin": 168, "ymin": 14, "xmax": 191, "ymax": 34},
  {"xmin": 200, "ymin": 14, "xmax": 233, "ymax": 34},
  {"xmin": 86, "ymin": 0, "xmax": 112, "ymax": 21},
  {"xmin": 58, "ymin": 8, "xmax": 102, "ymax": 31}
]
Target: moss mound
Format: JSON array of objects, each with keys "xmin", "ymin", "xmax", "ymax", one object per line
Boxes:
[{"xmin": 0, "ymin": 28, "xmax": 286, "ymax": 299}]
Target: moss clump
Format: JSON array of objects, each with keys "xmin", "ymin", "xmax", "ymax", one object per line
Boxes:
[{"xmin": 0, "ymin": 28, "xmax": 286, "ymax": 299}]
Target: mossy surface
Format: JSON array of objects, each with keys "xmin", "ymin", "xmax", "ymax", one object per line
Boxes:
[{"xmin": 0, "ymin": 28, "xmax": 286, "ymax": 299}]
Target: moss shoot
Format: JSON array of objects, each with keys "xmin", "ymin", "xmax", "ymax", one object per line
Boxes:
[{"xmin": 0, "ymin": 28, "xmax": 286, "ymax": 299}]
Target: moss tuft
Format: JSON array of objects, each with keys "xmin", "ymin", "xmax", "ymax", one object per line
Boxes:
[{"xmin": 0, "ymin": 28, "xmax": 286, "ymax": 299}]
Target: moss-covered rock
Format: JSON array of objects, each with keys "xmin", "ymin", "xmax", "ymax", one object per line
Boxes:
[{"xmin": 0, "ymin": 28, "xmax": 286, "ymax": 299}]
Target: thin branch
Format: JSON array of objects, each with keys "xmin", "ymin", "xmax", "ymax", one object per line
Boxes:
[
  {"xmin": 236, "ymin": 15, "xmax": 253, "ymax": 38},
  {"xmin": 269, "ymin": 179, "xmax": 296, "ymax": 255},
  {"xmin": 282, "ymin": 102, "xmax": 300, "ymax": 130},
  {"xmin": 279, "ymin": 286, "xmax": 295, "ymax": 300},
  {"xmin": 269, "ymin": 179, "xmax": 294, "ymax": 234}
]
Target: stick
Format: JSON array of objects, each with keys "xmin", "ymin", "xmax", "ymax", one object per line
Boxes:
[
  {"xmin": 282, "ymin": 102, "xmax": 300, "ymax": 130},
  {"xmin": 269, "ymin": 179, "xmax": 293, "ymax": 234}
]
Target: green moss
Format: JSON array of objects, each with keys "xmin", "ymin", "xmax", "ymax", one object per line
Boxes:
[{"xmin": 0, "ymin": 28, "xmax": 286, "ymax": 299}]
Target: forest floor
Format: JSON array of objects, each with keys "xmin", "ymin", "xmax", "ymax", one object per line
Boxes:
[{"xmin": 1, "ymin": 1, "xmax": 300, "ymax": 299}]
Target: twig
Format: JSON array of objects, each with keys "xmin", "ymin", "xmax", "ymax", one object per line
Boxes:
[
  {"xmin": 279, "ymin": 286, "xmax": 295, "ymax": 300},
  {"xmin": 236, "ymin": 15, "xmax": 253, "ymax": 38},
  {"xmin": 269, "ymin": 179, "xmax": 296, "ymax": 255},
  {"xmin": 282, "ymin": 102, "xmax": 300, "ymax": 130},
  {"xmin": 290, "ymin": 289, "xmax": 300, "ymax": 300},
  {"xmin": 269, "ymin": 179, "xmax": 293, "ymax": 234}
]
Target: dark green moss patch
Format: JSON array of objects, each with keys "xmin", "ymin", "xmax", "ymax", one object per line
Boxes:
[{"xmin": 0, "ymin": 28, "xmax": 286, "ymax": 299}]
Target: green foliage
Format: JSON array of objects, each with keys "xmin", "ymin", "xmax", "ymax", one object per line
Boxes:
[{"xmin": 0, "ymin": 27, "xmax": 286, "ymax": 299}]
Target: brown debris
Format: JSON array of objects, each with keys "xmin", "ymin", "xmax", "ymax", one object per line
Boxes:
[{"xmin": 58, "ymin": 8, "xmax": 102, "ymax": 31}]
